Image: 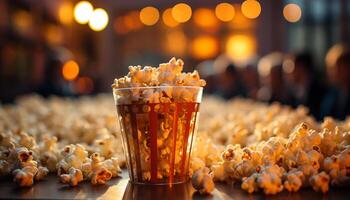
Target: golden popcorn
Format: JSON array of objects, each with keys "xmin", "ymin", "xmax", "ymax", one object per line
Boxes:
[
  {"xmin": 0, "ymin": 91, "xmax": 349, "ymax": 195},
  {"xmin": 113, "ymin": 58, "xmax": 205, "ymax": 185}
]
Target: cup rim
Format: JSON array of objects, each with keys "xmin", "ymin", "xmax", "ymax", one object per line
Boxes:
[{"xmin": 113, "ymin": 86, "xmax": 203, "ymax": 91}]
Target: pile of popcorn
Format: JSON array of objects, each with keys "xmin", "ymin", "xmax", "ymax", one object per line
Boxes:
[
  {"xmin": 1, "ymin": 94, "xmax": 350, "ymax": 193},
  {"xmin": 112, "ymin": 57, "xmax": 206, "ymax": 104},
  {"xmin": 190, "ymin": 97, "xmax": 350, "ymax": 194},
  {"xmin": 0, "ymin": 95, "xmax": 124, "ymax": 187},
  {"xmin": 0, "ymin": 58, "xmax": 349, "ymax": 195}
]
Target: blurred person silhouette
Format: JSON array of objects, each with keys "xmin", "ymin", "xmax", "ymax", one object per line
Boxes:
[
  {"xmin": 240, "ymin": 63, "xmax": 259, "ymax": 100},
  {"xmin": 325, "ymin": 44, "xmax": 346, "ymax": 86},
  {"xmin": 37, "ymin": 47, "xmax": 74, "ymax": 97},
  {"xmin": 196, "ymin": 60, "xmax": 218, "ymax": 94},
  {"xmin": 321, "ymin": 46, "xmax": 350, "ymax": 120},
  {"xmin": 215, "ymin": 63, "xmax": 246, "ymax": 99},
  {"xmin": 283, "ymin": 52, "xmax": 325, "ymax": 120},
  {"xmin": 257, "ymin": 52, "xmax": 292, "ymax": 104}
]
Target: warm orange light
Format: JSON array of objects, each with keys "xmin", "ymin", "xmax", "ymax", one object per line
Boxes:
[
  {"xmin": 74, "ymin": 1, "xmax": 93, "ymax": 24},
  {"xmin": 230, "ymin": 5, "xmax": 253, "ymax": 29},
  {"xmin": 139, "ymin": 6, "xmax": 159, "ymax": 26},
  {"xmin": 162, "ymin": 8, "xmax": 179, "ymax": 27},
  {"xmin": 45, "ymin": 25, "xmax": 63, "ymax": 46},
  {"xmin": 215, "ymin": 3, "xmax": 235, "ymax": 22},
  {"xmin": 283, "ymin": 3, "xmax": 302, "ymax": 23},
  {"xmin": 124, "ymin": 11, "xmax": 143, "ymax": 30},
  {"xmin": 241, "ymin": 0, "xmax": 261, "ymax": 19},
  {"xmin": 194, "ymin": 8, "xmax": 218, "ymax": 28},
  {"xmin": 13, "ymin": 10, "xmax": 32, "ymax": 34},
  {"xmin": 226, "ymin": 34, "xmax": 256, "ymax": 63},
  {"xmin": 172, "ymin": 3, "xmax": 192, "ymax": 23},
  {"xmin": 62, "ymin": 60, "xmax": 79, "ymax": 81},
  {"xmin": 58, "ymin": 1, "xmax": 74, "ymax": 25},
  {"xmin": 191, "ymin": 36, "xmax": 219, "ymax": 59},
  {"xmin": 164, "ymin": 30, "xmax": 187, "ymax": 56},
  {"xmin": 89, "ymin": 8, "xmax": 109, "ymax": 31}
]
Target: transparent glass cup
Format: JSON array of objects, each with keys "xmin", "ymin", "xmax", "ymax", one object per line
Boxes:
[{"xmin": 113, "ymin": 86, "xmax": 203, "ymax": 185}]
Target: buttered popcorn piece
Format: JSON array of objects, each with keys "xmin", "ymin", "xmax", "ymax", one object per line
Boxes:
[
  {"xmin": 82, "ymin": 153, "xmax": 113, "ymax": 185},
  {"xmin": 13, "ymin": 166, "xmax": 37, "ymax": 187},
  {"xmin": 11, "ymin": 147, "xmax": 49, "ymax": 186},
  {"xmin": 192, "ymin": 167, "xmax": 215, "ymax": 194},
  {"xmin": 309, "ymin": 172, "xmax": 330, "ymax": 193},
  {"xmin": 35, "ymin": 166, "xmax": 49, "ymax": 181},
  {"xmin": 283, "ymin": 170, "xmax": 304, "ymax": 192},
  {"xmin": 241, "ymin": 173, "xmax": 259, "ymax": 193},
  {"xmin": 60, "ymin": 167, "xmax": 84, "ymax": 186},
  {"xmin": 56, "ymin": 144, "xmax": 89, "ymax": 175},
  {"xmin": 338, "ymin": 148, "xmax": 350, "ymax": 173}
]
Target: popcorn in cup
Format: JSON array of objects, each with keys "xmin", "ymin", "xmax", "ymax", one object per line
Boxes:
[
  {"xmin": 112, "ymin": 58, "xmax": 206, "ymax": 185},
  {"xmin": 113, "ymin": 86, "xmax": 203, "ymax": 185}
]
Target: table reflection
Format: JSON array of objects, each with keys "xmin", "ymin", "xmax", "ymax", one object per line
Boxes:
[{"xmin": 122, "ymin": 181, "xmax": 194, "ymax": 200}]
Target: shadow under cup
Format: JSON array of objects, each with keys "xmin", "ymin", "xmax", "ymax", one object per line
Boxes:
[{"xmin": 113, "ymin": 86, "xmax": 203, "ymax": 185}]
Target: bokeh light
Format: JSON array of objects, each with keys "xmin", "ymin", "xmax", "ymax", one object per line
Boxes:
[
  {"xmin": 215, "ymin": 3, "xmax": 235, "ymax": 22},
  {"xmin": 230, "ymin": 5, "xmax": 253, "ymax": 29},
  {"xmin": 74, "ymin": 1, "xmax": 93, "ymax": 24},
  {"xmin": 124, "ymin": 11, "xmax": 143, "ymax": 30},
  {"xmin": 88, "ymin": 8, "xmax": 109, "ymax": 31},
  {"xmin": 226, "ymin": 34, "xmax": 256, "ymax": 64},
  {"xmin": 58, "ymin": 1, "xmax": 73, "ymax": 25},
  {"xmin": 162, "ymin": 8, "xmax": 179, "ymax": 27},
  {"xmin": 194, "ymin": 8, "xmax": 218, "ymax": 28},
  {"xmin": 283, "ymin": 3, "xmax": 302, "ymax": 23},
  {"xmin": 45, "ymin": 25, "xmax": 63, "ymax": 46},
  {"xmin": 172, "ymin": 3, "xmax": 192, "ymax": 23},
  {"xmin": 139, "ymin": 6, "xmax": 159, "ymax": 26},
  {"xmin": 191, "ymin": 36, "xmax": 219, "ymax": 59},
  {"xmin": 241, "ymin": 0, "xmax": 261, "ymax": 19},
  {"xmin": 62, "ymin": 60, "xmax": 80, "ymax": 81},
  {"xmin": 13, "ymin": 10, "xmax": 32, "ymax": 34},
  {"xmin": 164, "ymin": 30, "xmax": 187, "ymax": 56}
]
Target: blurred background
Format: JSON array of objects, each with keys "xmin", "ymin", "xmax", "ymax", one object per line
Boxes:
[{"xmin": 0, "ymin": 0, "xmax": 350, "ymax": 120}]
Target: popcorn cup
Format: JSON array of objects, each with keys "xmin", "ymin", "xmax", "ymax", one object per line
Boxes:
[{"xmin": 113, "ymin": 86, "xmax": 203, "ymax": 185}]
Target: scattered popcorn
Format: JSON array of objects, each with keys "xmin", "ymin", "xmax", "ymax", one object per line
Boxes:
[
  {"xmin": 13, "ymin": 166, "xmax": 37, "ymax": 187},
  {"xmin": 255, "ymin": 165, "xmax": 284, "ymax": 195},
  {"xmin": 1, "ymin": 93, "xmax": 350, "ymax": 194},
  {"xmin": 56, "ymin": 144, "xmax": 90, "ymax": 176},
  {"xmin": 283, "ymin": 170, "xmax": 304, "ymax": 192},
  {"xmin": 241, "ymin": 173, "xmax": 259, "ymax": 193},
  {"xmin": 309, "ymin": 172, "xmax": 330, "ymax": 193},
  {"xmin": 11, "ymin": 147, "xmax": 49, "ymax": 186},
  {"xmin": 60, "ymin": 167, "xmax": 84, "ymax": 187},
  {"xmin": 82, "ymin": 153, "xmax": 113, "ymax": 185},
  {"xmin": 189, "ymin": 157, "xmax": 205, "ymax": 176},
  {"xmin": 192, "ymin": 167, "xmax": 215, "ymax": 194},
  {"xmin": 0, "ymin": 95, "xmax": 122, "ymax": 187}
]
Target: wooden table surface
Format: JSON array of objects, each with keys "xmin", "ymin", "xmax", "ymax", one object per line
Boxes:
[{"xmin": 1, "ymin": 170, "xmax": 349, "ymax": 200}]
